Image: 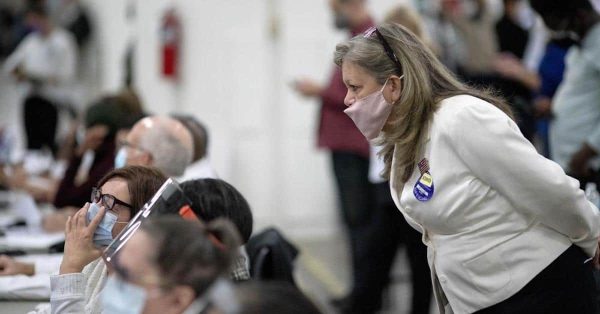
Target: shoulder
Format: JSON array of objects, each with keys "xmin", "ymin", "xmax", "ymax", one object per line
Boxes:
[
  {"xmin": 51, "ymin": 29, "xmax": 76, "ymax": 47},
  {"xmin": 582, "ymin": 24, "xmax": 600, "ymax": 68},
  {"xmin": 435, "ymin": 95, "xmax": 506, "ymax": 124},
  {"xmin": 17, "ymin": 33, "xmax": 39, "ymax": 48},
  {"xmin": 434, "ymin": 95, "xmax": 514, "ymax": 137}
]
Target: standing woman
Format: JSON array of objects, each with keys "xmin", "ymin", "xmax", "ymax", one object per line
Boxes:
[{"xmin": 334, "ymin": 23, "xmax": 600, "ymax": 313}]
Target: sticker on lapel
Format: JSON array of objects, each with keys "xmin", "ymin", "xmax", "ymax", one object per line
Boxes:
[{"xmin": 414, "ymin": 158, "xmax": 434, "ymax": 202}]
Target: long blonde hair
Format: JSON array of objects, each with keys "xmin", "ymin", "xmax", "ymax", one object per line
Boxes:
[{"xmin": 334, "ymin": 23, "xmax": 512, "ymax": 183}]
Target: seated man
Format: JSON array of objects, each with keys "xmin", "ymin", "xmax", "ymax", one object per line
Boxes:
[
  {"xmin": 117, "ymin": 115, "xmax": 193, "ymax": 178},
  {"xmin": 172, "ymin": 114, "xmax": 218, "ymax": 180},
  {"xmin": 181, "ymin": 178, "xmax": 253, "ymax": 281}
]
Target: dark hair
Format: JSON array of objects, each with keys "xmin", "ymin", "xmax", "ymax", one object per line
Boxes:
[
  {"xmin": 181, "ymin": 179, "xmax": 253, "ymax": 243},
  {"xmin": 232, "ymin": 282, "xmax": 323, "ymax": 314},
  {"xmin": 85, "ymin": 97, "xmax": 129, "ymax": 137},
  {"xmin": 171, "ymin": 114, "xmax": 209, "ymax": 161},
  {"xmin": 140, "ymin": 217, "xmax": 241, "ymax": 297},
  {"xmin": 96, "ymin": 166, "xmax": 167, "ymax": 216},
  {"xmin": 529, "ymin": 0, "xmax": 593, "ymax": 17},
  {"xmin": 25, "ymin": 2, "xmax": 47, "ymax": 17}
]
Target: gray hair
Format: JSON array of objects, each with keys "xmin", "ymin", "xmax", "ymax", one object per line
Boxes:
[{"xmin": 139, "ymin": 124, "xmax": 192, "ymax": 177}]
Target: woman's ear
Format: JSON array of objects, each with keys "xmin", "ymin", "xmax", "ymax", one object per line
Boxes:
[
  {"xmin": 141, "ymin": 151, "xmax": 153, "ymax": 166},
  {"xmin": 386, "ymin": 75, "xmax": 403, "ymax": 103}
]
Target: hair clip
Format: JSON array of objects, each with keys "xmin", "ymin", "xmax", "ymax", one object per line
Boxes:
[
  {"xmin": 207, "ymin": 232, "xmax": 227, "ymax": 252},
  {"xmin": 363, "ymin": 26, "xmax": 377, "ymax": 38},
  {"xmin": 179, "ymin": 205, "xmax": 200, "ymax": 221}
]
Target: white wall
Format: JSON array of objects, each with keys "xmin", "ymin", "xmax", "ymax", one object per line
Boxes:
[{"xmin": 91, "ymin": 0, "xmax": 404, "ymax": 239}]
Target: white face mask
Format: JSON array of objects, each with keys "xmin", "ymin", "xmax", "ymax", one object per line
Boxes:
[
  {"xmin": 343, "ymin": 77, "xmax": 402, "ymax": 140},
  {"xmin": 101, "ymin": 276, "xmax": 147, "ymax": 314}
]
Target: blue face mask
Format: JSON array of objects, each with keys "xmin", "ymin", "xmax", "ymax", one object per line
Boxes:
[
  {"xmin": 86, "ymin": 202, "xmax": 118, "ymax": 247},
  {"xmin": 114, "ymin": 147, "xmax": 127, "ymax": 169},
  {"xmin": 101, "ymin": 275, "xmax": 147, "ymax": 314}
]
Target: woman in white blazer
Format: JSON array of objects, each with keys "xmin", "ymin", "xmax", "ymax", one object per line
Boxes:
[{"xmin": 333, "ymin": 23, "xmax": 600, "ymax": 313}]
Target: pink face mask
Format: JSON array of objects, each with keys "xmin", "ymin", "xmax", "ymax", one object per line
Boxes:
[{"xmin": 344, "ymin": 77, "xmax": 402, "ymax": 140}]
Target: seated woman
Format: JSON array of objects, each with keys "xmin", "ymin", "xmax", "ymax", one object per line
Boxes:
[
  {"xmin": 101, "ymin": 216, "xmax": 241, "ymax": 314},
  {"xmin": 49, "ymin": 166, "xmax": 166, "ymax": 313}
]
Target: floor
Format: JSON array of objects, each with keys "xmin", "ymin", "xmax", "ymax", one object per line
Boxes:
[{"xmin": 294, "ymin": 233, "xmax": 435, "ymax": 314}]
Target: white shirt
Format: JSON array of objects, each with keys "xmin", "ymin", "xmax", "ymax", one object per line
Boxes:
[
  {"xmin": 177, "ymin": 157, "xmax": 218, "ymax": 182},
  {"xmin": 391, "ymin": 95, "xmax": 600, "ymax": 313},
  {"xmin": 3, "ymin": 27, "xmax": 77, "ymax": 105},
  {"xmin": 368, "ymin": 145, "xmax": 386, "ymax": 184}
]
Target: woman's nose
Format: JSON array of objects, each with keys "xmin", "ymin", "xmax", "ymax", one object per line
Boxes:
[{"xmin": 344, "ymin": 92, "xmax": 355, "ymax": 107}]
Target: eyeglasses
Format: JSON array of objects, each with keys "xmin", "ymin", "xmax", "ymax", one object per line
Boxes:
[
  {"xmin": 364, "ymin": 26, "xmax": 403, "ymax": 75},
  {"xmin": 91, "ymin": 187, "xmax": 133, "ymax": 213}
]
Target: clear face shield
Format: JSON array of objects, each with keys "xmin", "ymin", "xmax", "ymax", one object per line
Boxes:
[{"xmin": 102, "ymin": 178, "xmax": 198, "ymax": 263}]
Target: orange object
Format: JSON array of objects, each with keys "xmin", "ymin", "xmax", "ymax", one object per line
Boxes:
[{"xmin": 178, "ymin": 205, "xmax": 199, "ymax": 221}]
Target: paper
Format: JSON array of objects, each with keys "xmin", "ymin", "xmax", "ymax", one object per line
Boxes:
[{"xmin": 0, "ymin": 228, "xmax": 64, "ymax": 251}]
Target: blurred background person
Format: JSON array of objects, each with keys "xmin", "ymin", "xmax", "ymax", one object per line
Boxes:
[
  {"xmin": 2, "ymin": 2, "xmax": 76, "ymax": 156},
  {"xmin": 118, "ymin": 116, "xmax": 193, "ymax": 178},
  {"xmin": 52, "ymin": 97, "xmax": 127, "ymax": 208},
  {"xmin": 442, "ymin": 0, "xmax": 498, "ymax": 83},
  {"xmin": 531, "ymin": 0, "xmax": 600, "ymax": 190},
  {"xmin": 533, "ymin": 33, "xmax": 575, "ymax": 157},
  {"xmin": 491, "ymin": 0, "xmax": 540, "ymax": 141},
  {"xmin": 355, "ymin": 5, "xmax": 433, "ymax": 314},
  {"xmin": 172, "ymin": 114, "xmax": 218, "ymax": 180},
  {"xmin": 292, "ymin": 0, "xmax": 375, "ymax": 311},
  {"xmin": 45, "ymin": 0, "xmax": 92, "ymax": 50}
]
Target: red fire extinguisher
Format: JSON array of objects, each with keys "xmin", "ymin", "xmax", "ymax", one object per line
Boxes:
[{"xmin": 161, "ymin": 9, "xmax": 181, "ymax": 79}]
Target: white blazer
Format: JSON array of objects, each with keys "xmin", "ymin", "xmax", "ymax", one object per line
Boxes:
[{"xmin": 390, "ymin": 95, "xmax": 600, "ymax": 314}]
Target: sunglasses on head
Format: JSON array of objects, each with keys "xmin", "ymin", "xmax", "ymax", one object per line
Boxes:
[{"xmin": 363, "ymin": 26, "xmax": 403, "ymax": 75}]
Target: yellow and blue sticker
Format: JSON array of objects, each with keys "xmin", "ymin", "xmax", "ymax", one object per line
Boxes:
[{"xmin": 414, "ymin": 158, "xmax": 434, "ymax": 202}]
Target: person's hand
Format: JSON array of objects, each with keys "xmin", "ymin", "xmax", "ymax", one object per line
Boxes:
[
  {"xmin": 11, "ymin": 66, "xmax": 27, "ymax": 82},
  {"xmin": 59, "ymin": 203, "xmax": 104, "ymax": 274},
  {"xmin": 0, "ymin": 255, "xmax": 35, "ymax": 276},
  {"xmin": 534, "ymin": 97, "xmax": 552, "ymax": 118},
  {"xmin": 75, "ymin": 125, "xmax": 108, "ymax": 156},
  {"xmin": 568, "ymin": 143, "xmax": 598, "ymax": 179},
  {"xmin": 6, "ymin": 166, "xmax": 27, "ymax": 189},
  {"xmin": 493, "ymin": 54, "xmax": 525, "ymax": 80},
  {"xmin": 593, "ymin": 238, "xmax": 600, "ymax": 269},
  {"xmin": 293, "ymin": 78, "xmax": 324, "ymax": 98}
]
